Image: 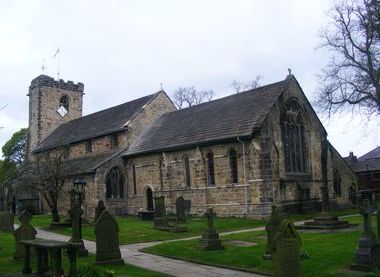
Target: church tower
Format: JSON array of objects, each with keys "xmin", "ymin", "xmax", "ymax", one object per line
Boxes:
[{"xmin": 27, "ymin": 75, "xmax": 84, "ymax": 158}]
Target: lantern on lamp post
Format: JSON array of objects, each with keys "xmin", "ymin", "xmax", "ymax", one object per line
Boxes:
[{"xmin": 71, "ymin": 176, "xmax": 88, "ymax": 257}]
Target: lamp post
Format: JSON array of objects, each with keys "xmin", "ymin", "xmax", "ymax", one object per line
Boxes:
[{"xmin": 72, "ymin": 176, "xmax": 88, "ymax": 257}]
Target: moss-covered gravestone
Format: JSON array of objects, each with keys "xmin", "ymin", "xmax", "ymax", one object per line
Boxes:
[
  {"xmin": 176, "ymin": 196, "xmax": 186, "ymax": 224},
  {"xmin": 200, "ymin": 208, "xmax": 223, "ymax": 250},
  {"xmin": 263, "ymin": 205, "xmax": 284, "ymax": 260},
  {"xmin": 95, "ymin": 210, "xmax": 124, "ymax": 265},
  {"xmin": 13, "ymin": 210, "xmax": 36, "ymax": 260},
  {"xmin": 94, "ymin": 200, "xmax": 105, "ymax": 222},
  {"xmin": 273, "ymin": 219, "xmax": 302, "ymax": 277},
  {"xmin": 0, "ymin": 210, "xmax": 14, "ymax": 232}
]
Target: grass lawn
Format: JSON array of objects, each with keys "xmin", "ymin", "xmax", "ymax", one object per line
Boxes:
[
  {"xmin": 27, "ymin": 209, "xmax": 359, "ymax": 245},
  {"xmin": 143, "ymin": 215, "xmax": 380, "ymax": 277},
  {"xmin": 30, "ymin": 215, "xmax": 266, "ymax": 244},
  {"xmin": 0, "ymin": 231, "xmax": 168, "ymax": 277}
]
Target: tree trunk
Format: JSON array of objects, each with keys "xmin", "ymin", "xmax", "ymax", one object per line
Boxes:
[{"xmin": 51, "ymin": 201, "xmax": 60, "ymax": 223}]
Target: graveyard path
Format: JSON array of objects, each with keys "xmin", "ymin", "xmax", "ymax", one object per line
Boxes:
[{"xmin": 35, "ymin": 227, "xmax": 268, "ymax": 277}]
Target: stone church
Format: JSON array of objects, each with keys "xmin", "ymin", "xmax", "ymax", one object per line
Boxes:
[{"xmin": 26, "ymin": 74, "xmax": 357, "ymax": 218}]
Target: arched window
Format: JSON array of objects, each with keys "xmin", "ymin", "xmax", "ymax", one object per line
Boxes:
[
  {"xmin": 333, "ymin": 169, "xmax": 342, "ymax": 196},
  {"xmin": 184, "ymin": 157, "xmax": 191, "ymax": 189},
  {"xmin": 282, "ymin": 100, "xmax": 308, "ymax": 173},
  {"xmin": 207, "ymin": 151, "xmax": 215, "ymax": 186},
  {"xmin": 229, "ymin": 149, "xmax": 238, "ymax": 184},
  {"xmin": 59, "ymin": 95, "xmax": 69, "ymax": 111},
  {"xmin": 105, "ymin": 167, "xmax": 125, "ymax": 199}
]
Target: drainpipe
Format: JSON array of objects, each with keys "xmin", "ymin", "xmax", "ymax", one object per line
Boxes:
[{"xmin": 237, "ymin": 137, "xmax": 248, "ymax": 215}]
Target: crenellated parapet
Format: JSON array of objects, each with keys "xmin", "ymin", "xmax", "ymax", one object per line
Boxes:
[{"xmin": 29, "ymin": 75, "xmax": 84, "ymax": 92}]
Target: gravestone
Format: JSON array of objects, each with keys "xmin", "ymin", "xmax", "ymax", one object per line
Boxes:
[
  {"xmin": 153, "ymin": 196, "xmax": 169, "ymax": 228},
  {"xmin": 200, "ymin": 208, "xmax": 223, "ymax": 250},
  {"xmin": 185, "ymin": 200, "xmax": 191, "ymax": 217},
  {"xmin": 0, "ymin": 210, "xmax": 14, "ymax": 232},
  {"xmin": 94, "ymin": 200, "xmax": 106, "ymax": 222},
  {"xmin": 263, "ymin": 205, "xmax": 284, "ymax": 260},
  {"xmin": 351, "ymin": 197, "xmax": 380, "ymax": 271},
  {"xmin": 176, "ymin": 196, "xmax": 186, "ymax": 224},
  {"xmin": 95, "ymin": 209, "xmax": 124, "ymax": 265},
  {"xmin": 273, "ymin": 219, "xmax": 302, "ymax": 277},
  {"xmin": 13, "ymin": 210, "xmax": 37, "ymax": 260}
]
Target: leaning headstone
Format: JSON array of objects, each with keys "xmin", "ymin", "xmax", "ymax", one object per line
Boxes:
[
  {"xmin": 351, "ymin": 197, "xmax": 380, "ymax": 271},
  {"xmin": 95, "ymin": 210, "xmax": 124, "ymax": 265},
  {"xmin": 154, "ymin": 196, "xmax": 166, "ymax": 217},
  {"xmin": 263, "ymin": 205, "xmax": 284, "ymax": 260},
  {"xmin": 200, "ymin": 208, "xmax": 223, "ymax": 250},
  {"xmin": 13, "ymin": 210, "xmax": 37, "ymax": 260},
  {"xmin": 94, "ymin": 200, "xmax": 106, "ymax": 222},
  {"xmin": 176, "ymin": 196, "xmax": 187, "ymax": 224},
  {"xmin": 273, "ymin": 219, "xmax": 302, "ymax": 277},
  {"xmin": 0, "ymin": 210, "xmax": 14, "ymax": 232},
  {"xmin": 153, "ymin": 196, "xmax": 169, "ymax": 229}
]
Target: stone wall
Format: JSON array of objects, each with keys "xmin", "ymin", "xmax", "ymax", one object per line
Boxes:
[{"xmin": 118, "ymin": 79, "xmax": 354, "ymax": 218}]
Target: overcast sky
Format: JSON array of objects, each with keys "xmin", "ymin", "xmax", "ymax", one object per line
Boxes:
[{"xmin": 0, "ymin": 0, "xmax": 378, "ymax": 158}]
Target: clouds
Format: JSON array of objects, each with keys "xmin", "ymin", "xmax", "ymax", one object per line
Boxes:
[{"xmin": 0, "ymin": 0, "xmax": 378, "ymax": 158}]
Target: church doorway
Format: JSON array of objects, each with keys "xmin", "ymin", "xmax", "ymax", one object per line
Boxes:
[{"xmin": 146, "ymin": 187, "xmax": 154, "ymax": 211}]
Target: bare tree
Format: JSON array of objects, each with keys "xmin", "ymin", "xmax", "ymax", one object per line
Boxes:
[
  {"xmin": 317, "ymin": 0, "xmax": 380, "ymax": 117},
  {"xmin": 22, "ymin": 147, "xmax": 74, "ymax": 222},
  {"xmin": 172, "ymin": 87, "xmax": 215, "ymax": 109},
  {"xmin": 231, "ymin": 75, "xmax": 263, "ymax": 93}
]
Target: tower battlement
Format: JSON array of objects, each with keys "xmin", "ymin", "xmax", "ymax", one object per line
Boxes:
[{"xmin": 29, "ymin": 75, "xmax": 84, "ymax": 92}]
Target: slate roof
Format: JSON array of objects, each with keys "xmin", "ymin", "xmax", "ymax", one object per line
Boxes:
[
  {"xmin": 358, "ymin": 146, "xmax": 380, "ymax": 161},
  {"xmin": 124, "ymin": 79, "xmax": 289, "ymax": 157},
  {"xmin": 61, "ymin": 149, "xmax": 122, "ymax": 176},
  {"xmin": 34, "ymin": 93, "xmax": 157, "ymax": 153}
]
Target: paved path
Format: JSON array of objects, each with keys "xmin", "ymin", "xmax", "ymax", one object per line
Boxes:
[
  {"xmin": 34, "ymin": 215, "xmax": 357, "ymax": 277},
  {"xmin": 35, "ymin": 227, "xmax": 266, "ymax": 277}
]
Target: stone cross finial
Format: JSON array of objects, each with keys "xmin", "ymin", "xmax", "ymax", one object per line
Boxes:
[{"xmin": 288, "ymin": 68, "xmax": 292, "ymax": 75}]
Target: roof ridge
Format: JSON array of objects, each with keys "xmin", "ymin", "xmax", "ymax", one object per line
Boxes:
[
  {"xmin": 163, "ymin": 79, "xmax": 287, "ymax": 116},
  {"xmin": 66, "ymin": 93, "xmax": 156, "ymax": 125}
]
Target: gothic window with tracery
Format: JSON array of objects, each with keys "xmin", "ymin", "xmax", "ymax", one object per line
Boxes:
[
  {"xmin": 59, "ymin": 95, "xmax": 69, "ymax": 111},
  {"xmin": 282, "ymin": 100, "xmax": 308, "ymax": 173},
  {"xmin": 105, "ymin": 167, "xmax": 125, "ymax": 199}
]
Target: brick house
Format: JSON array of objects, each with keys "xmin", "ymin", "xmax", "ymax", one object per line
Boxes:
[{"xmin": 27, "ymin": 74, "xmax": 357, "ymax": 218}]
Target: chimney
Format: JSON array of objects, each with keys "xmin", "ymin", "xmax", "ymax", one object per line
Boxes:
[{"xmin": 348, "ymin": 151, "xmax": 357, "ymax": 164}]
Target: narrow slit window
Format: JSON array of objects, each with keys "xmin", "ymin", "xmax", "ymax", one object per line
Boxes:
[
  {"xmin": 207, "ymin": 151, "xmax": 215, "ymax": 186},
  {"xmin": 229, "ymin": 149, "xmax": 238, "ymax": 184}
]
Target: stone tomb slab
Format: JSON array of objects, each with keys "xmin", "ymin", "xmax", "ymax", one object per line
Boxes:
[{"xmin": 224, "ymin": 240, "xmax": 257, "ymax": 247}]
